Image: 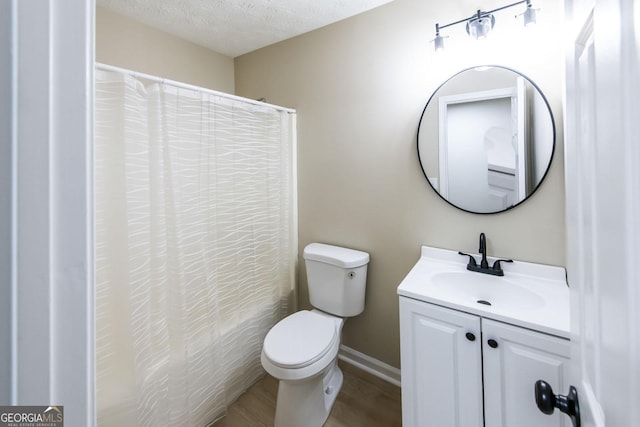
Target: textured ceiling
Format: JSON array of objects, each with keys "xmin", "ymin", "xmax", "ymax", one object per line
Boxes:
[{"xmin": 97, "ymin": 0, "xmax": 394, "ymax": 58}]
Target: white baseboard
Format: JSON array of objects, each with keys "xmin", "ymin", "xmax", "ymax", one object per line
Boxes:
[{"xmin": 338, "ymin": 345, "xmax": 401, "ymax": 387}]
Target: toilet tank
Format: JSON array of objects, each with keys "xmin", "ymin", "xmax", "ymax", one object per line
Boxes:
[{"xmin": 303, "ymin": 243, "xmax": 370, "ymax": 317}]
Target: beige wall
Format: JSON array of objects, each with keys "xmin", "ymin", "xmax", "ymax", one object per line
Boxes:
[
  {"xmin": 235, "ymin": 0, "xmax": 565, "ymax": 368},
  {"xmin": 96, "ymin": 6, "xmax": 235, "ymax": 93}
]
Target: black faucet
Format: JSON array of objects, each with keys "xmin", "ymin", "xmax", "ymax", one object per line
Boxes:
[
  {"xmin": 458, "ymin": 232, "xmax": 513, "ymax": 276},
  {"xmin": 479, "ymin": 232, "xmax": 489, "ymax": 269}
]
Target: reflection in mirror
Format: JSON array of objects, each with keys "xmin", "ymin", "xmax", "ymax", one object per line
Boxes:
[{"xmin": 417, "ymin": 66, "xmax": 555, "ymax": 214}]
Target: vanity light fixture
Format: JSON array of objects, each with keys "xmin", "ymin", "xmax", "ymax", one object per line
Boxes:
[{"xmin": 432, "ymin": 0, "xmax": 538, "ymax": 51}]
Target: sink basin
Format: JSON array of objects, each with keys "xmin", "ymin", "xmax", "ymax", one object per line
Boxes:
[
  {"xmin": 431, "ymin": 272, "xmax": 546, "ymax": 311},
  {"xmin": 397, "ymin": 246, "xmax": 570, "ymax": 338}
]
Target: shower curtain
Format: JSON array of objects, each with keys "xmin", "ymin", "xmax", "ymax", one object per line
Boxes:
[{"xmin": 94, "ymin": 69, "xmax": 295, "ymax": 426}]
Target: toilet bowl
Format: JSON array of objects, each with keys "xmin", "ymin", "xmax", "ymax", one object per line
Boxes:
[
  {"xmin": 261, "ymin": 243, "xmax": 369, "ymax": 427},
  {"xmin": 261, "ymin": 310, "xmax": 344, "ymax": 427}
]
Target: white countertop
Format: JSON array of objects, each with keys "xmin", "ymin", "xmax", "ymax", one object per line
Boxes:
[{"xmin": 397, "ymin": 246, "xmax": 570, "ymax": 339}]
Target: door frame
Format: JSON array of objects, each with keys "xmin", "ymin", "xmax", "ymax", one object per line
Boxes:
[
  {"xmin": 438, "ymin": 86, "xmax": 520, "ymax": 200},
  {"xmin": 1, "ymin": 0, "xmax": 95, "ymax": 425}
]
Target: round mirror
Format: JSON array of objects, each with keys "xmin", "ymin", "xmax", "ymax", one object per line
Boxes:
[{"xmin": 417, "ymin": 66, "xmax": 556, "ymax": 214}]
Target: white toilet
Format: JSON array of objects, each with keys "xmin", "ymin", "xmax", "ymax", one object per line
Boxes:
[{"xmin": 261, "ymin": 242, "xmax": 370, "ymax": 427}]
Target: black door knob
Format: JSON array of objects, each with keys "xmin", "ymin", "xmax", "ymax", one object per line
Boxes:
[
  {"xmin": 465, "ymin": 332, "xmax": 476, "ymax": 341},
  {"xmin": 487, "ymin": 339, "xmax": 498, "ymax": 348},
  {"xmin": 534, "ymin": 380, "xmax": 581, "ymax": 427}
]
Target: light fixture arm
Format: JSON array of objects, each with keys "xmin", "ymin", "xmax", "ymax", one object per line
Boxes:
[{"xmin": 436, "ymin": 14, "xmax": 477, "ymax": 32}]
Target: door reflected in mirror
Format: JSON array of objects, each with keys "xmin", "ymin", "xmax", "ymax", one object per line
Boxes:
[{"xmin": 417, "ymin": 66, "xmax": 556, "ymax": 214}]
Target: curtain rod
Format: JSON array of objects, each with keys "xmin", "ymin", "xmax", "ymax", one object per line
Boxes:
[{"xmin": 95, "ymin": 62, "xmax": 296, "ymax": 114}]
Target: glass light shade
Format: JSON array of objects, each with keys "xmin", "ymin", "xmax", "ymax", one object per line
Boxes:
[
  {"xmin": 467, "ymin": 15, "xmax": 494, "ymax": 39},
  {"xmin": 523, "ymin": 7, "xmax": 537, "ymax": 26},
  {"xmin": 434, "ymin": 34, "xmax": 444, "ymax": 51}
]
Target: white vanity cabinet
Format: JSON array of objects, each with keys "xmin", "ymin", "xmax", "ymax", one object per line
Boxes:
[{"xmin": 399, "ymin": 296, "xmax": 571, "ymax": 427}]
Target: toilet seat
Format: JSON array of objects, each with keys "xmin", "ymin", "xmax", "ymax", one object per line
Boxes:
[{"xmin": 263, "ymin": 310, "xmax": 338, "ymax": 369}]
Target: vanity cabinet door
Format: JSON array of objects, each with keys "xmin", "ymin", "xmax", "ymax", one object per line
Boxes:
[
  {"xmin": 399, "ymin": 297, "xmax": 483, "ymax": 427},
  {"xmin": 481, "ymin": 319, "xmax": 571, "ymax": 427}
]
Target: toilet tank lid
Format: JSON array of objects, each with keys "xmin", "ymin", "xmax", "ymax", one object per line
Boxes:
[{"xmin": 303, "ymin": 243, "xmax": 370, "ymax": 268}]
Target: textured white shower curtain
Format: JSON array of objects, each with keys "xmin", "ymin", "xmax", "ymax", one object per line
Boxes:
[{"xmin": 95, "ymin": 69, "xmax": 294, "ymax": 426}]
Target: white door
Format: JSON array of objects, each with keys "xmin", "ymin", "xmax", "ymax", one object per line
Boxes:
[
  {"xmin": 399, "ymin": 298, "xmax": 483, "ymax": 427},
  {"xmin": 561, "ymin": 0, "xmax": 640, "ymax": 426}
]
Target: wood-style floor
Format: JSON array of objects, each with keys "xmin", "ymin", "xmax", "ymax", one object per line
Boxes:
[{"xmin": 211, "ymin": 360, "xmax": 402, "ymax": 427}]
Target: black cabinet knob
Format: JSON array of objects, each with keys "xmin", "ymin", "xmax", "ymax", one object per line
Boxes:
[
  {"xmin": 465, "ymin": 332, "xmax": 476, "ymax": 341},
  {"xmin": 534, "ymin": 380, "xmax": 581, "ymax": 427},
  {"xmin": 487, "ymin": 339, "xmax": 498, "ymax": 348}
]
